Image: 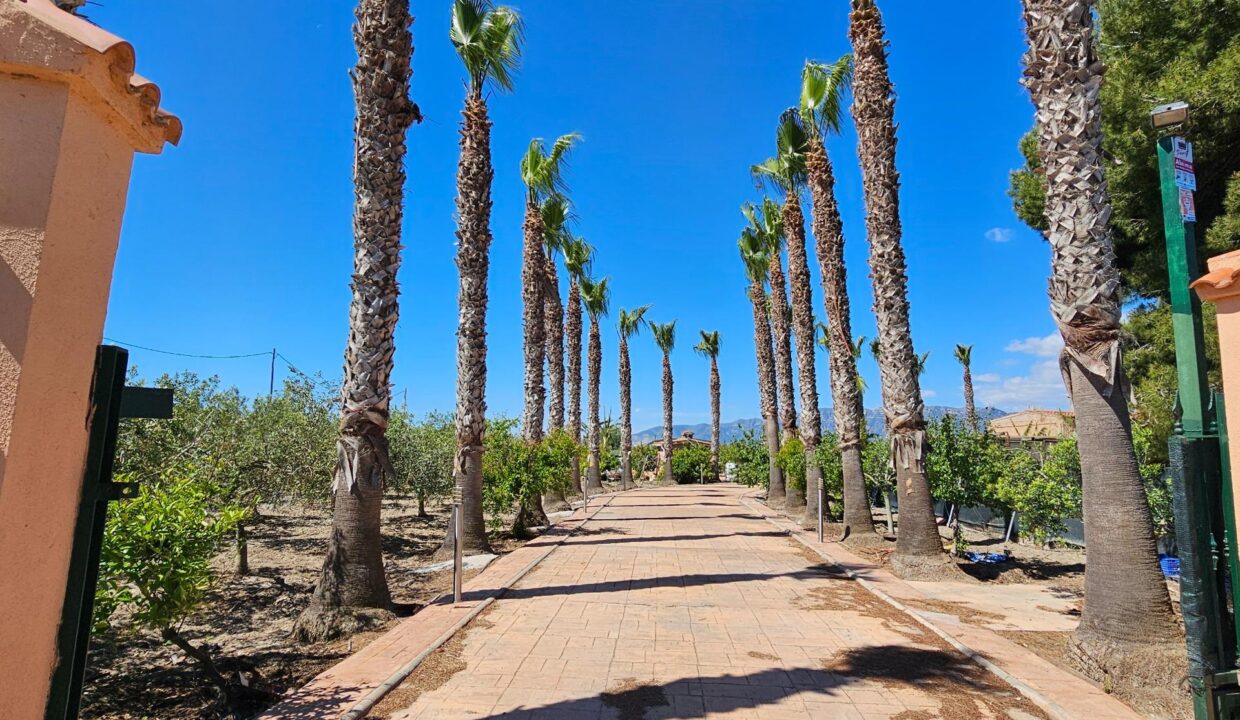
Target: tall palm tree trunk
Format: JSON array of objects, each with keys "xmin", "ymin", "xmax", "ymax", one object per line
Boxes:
[
  {"xmin": 708, "ymin": 355, "xmax": 721, "ymax": 480},
  {"xmin": 1021, "ymin": 0, "xmax": 1178, "ymax": 666},
  {"xmin": 515, "ymin": 198, "xmax": 549, "ymax": 533},
  {"xmin": 542, "ymin": 254, "xmax": 569, "ymax": 510},
  {"xmin": 619, "ymin": 334, "xmax": 636, "ymax": 489},
  {"xmin": 807, "ymin": 140, "xmax": 874, "ymax": 541},
  {"xmin": 545, "ymin": 257, "xmax": 565, "ymax": 431},
  {"xmin": 962, "ymin": 362, "xmax": 977, "ymax": 430},
  {"xmin": 567, "ymin": 279, "xmax": 584, "ymax": 493},
  {"xmin": 586, "ymin": 316, "xmax": 604, "ymax": 490},
  {"xmin": 849, "ymin": 0, "xmax": 947, "ymax": 578},
  {"xmin": 661, "ymin": 352, "xmax": 675, "ymax": 486},
  {"xmin": 768, "ymin": 251, "xmax": 801, "ymax": 508},
  {"xmin": 443, "ymin": 91, "xmax": 495, "ymax": 557},
  {"xmin": 784, "ymin": 195, "xmax": 824, "ymax": 527},
  {"xmin": 296, "ymin": 0, "xmax": 415, "ymax": 643},
  {"xmin": 521, "ymin": 199, "xmax": 547, "ymax": 443},
  {"xmin": 749, "ymin": 280, "xmax": 785, "ymax": 502}
]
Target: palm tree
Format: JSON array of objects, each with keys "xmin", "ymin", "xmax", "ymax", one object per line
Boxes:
[
  {"xmin": 563, "ymin": 237, "xmax": 593, "ymax": 493},
  {"xmin": 740, "ymin": 204, "xmax": 785, "ymax": 503},
  {"xmin": 618, "ymin": 305, "xmax": 652, "ymax": 489},
  {"xmin": 954, "ymin": 344, "xmax": 976, "ymax": 429},
  {"xmin": 755, "ymin": 195, "xmax": 799, "ymax": 461},
  {"xmin": 848, "ymin": 0, "xmax": 948, "ymax": 579},
  {"xmin": 519, "ymin": 134, "xmax": 580, "ymax": 446},
  {"xmin": 801, "ymin": 55, "xmax": 875, "ymax": 542},
  {"xmin": 542, "ymin": 195, "xmax": 572, "ymax": 433},
  {"xmin": 580, "ymin": 275, "xmax": 610, "ymax": 491},
  {"xmin": 694, "ymin": 330, "xmax": 722, "ymax": 480},
  {"xmin": 296, "ymin": 0, "xmax": 418, "ymax": 643},
  {"xmin": 515, "ymin": 135, "xmax": 579, "ymax": 530},
  {"xmin": 754, "ymin": 110, "xmax": 821, "ymax": 525},
  {"xmin": 440, "ymin": 0, "xmax": 522, "ymax": 557},
  {"xmin": 1020, "ymin": 0, "xmax": 1178, "ymax": 663},
  {"xmin": 649, "ymin": 321, "xmax": 677, "ymax": 486}
]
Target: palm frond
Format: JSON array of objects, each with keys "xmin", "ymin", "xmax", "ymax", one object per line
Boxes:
[
  {"xmin": 540, "ymin": 193, "xmax": 573, "ymax": 254},
  {"xmin": 650, "ymin": 321, "xmax": 677, "ymax": 355},
  {"xmin": 520, "ymin": 132, "xmax": 581, "ymax": 202},
  {"xmin": 953, "ymin": 344, "xmax": 972, "ymax": 366},
  {"xmin": 563, "ymin": 236, "xmax": 594, "ymax": 279},
  {"xmin": 752, "ymin": 109, "xmax": 809, "ymax": 194},
  {"xmin": 581, "ymin": 276, "xmax": 610, "ymax": 318},
  {"xmin": 869, "ymin": 338, "xmax": 882, "ymax": 361},
  {"xmin": 451, "ymin": 0, "xmax": 524, "ymax": 95},
  {"xmin": 815, "ymin": 321, "xmax": 830, "ymax": 351},
  {"xmin": 800, "ymin": 55, "xmax": 853, "ymax": 138},
  {"xmin": 913, "ymin": 351, "xmax": 931, "ymax": 376},
  {"xmin": 618, "ymin": 304, "xmax": 652, "ymax": 338},
  {"xmin": 852, "ymin": 336, "xmax": 867, "ymax": 360},
  {"xmin": 694, "ymin": 330, "xmax": 720, "ymax": 359},
  {"xmin": 738, "ymin": 228, "xmax": 771, "ymax": 285}
]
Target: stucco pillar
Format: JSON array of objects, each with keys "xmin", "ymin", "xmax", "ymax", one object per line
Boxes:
[
  {"xmin": 1192, "ymin": 250, "xmax": 1240, "ymax": 530},
  {"xmin": 0, "ymin": 2, "xmax": 180, "ymax": 717}
]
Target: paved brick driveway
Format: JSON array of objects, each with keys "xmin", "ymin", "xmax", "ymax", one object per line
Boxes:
[{"xmin": 386, "ymin": 485, "xmax": 1047, "ymax": 720}]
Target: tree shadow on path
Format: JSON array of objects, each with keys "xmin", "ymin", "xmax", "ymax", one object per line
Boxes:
[{"xmin": 474, "ymin": 645, "xmax": 1041, "ymax": 719}]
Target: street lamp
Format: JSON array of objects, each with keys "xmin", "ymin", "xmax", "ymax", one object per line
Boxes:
[
  {"xmin": 1152, "ymin": 100, "xmax": 1240, "ymax": 719},
  {"xmin": 1151, "ymin": 100, "xmax": 1190, "ymax": 129}
]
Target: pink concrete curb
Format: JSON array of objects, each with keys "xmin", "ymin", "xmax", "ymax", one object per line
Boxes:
[
  {"xmin": 739, "ymin": 492, "xmax": 1145, "ymax": 720},
  {"xmin": 258, "ymin": 489, "xmax": 629, "ymax": 719}
]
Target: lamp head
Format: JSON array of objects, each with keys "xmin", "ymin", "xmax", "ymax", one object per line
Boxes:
[{"xmin": 1150, "ymin": 101, "xmax": 1190, "ymax": 130}]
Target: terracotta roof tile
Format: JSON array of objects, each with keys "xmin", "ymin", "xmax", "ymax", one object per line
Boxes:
[{"xmin": 2, "ymin": 0, "xmax": 181, "ymax": 149}]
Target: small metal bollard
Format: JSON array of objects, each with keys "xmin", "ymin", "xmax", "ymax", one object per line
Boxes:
[
  {"xmin": 452, "ymin": 501, "xmax": 463, "ymax": 606},
  {"xmin": 817, "ymin": 480, "xmax": 825, "ymax": 544}
]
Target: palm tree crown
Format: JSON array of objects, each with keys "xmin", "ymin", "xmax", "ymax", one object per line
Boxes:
[
  {"xmin": 741, "ymin": 198, "xmax": 785, "ymax": 258},
  {"xmin": 751, "ymin": 109, "xmax": 810, "ymax": 195},
  {"xmin": 450, "ymin": 0, "xmax": 523, "ymax": 97},
  {"xmin": 650, "ymin": 321, "xmax": 676, "ymax": 355},
  {"xmin": 694, "ymin": 330, "xmax": 720, "ymax": 359},
  {"xmin": 619, "ymin": 305, "xmax": 651, "ymax": 339},
  {"xmin": 520, "ymin": 133, "xmax": 582, "ymax": 203},
  {"xmin": 738, "ymin": 227, "xmax": 773, "ymax": 284},
  {"xmin": 800, "ymin": 55, "xmax": 854, "ymax": 140},
  {"xmin": 541, "ymin": 193, "xmax": 572, "ymax": 254},
  {"xmin": 563, "ymin": 236, "xmax": 593, "ymax": 281},
  {"xmin": 953, "ymin": 344, "xmax": 972, "ymax": 367},
  {"xmin": 580, "ymin": 276, "xmax": 610, "ymax": 319}
]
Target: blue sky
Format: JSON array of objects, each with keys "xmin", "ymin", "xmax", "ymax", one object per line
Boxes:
[{"xmin": 100, "ymin": 1, "xmax": 1069, "ymax": 433}]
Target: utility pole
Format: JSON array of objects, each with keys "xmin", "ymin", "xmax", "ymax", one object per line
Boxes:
[{"xmin": 269, "ymin": 347, "xmax": 276, "ymax": 398}]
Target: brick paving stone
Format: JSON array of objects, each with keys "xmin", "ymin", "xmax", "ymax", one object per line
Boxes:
[
  {"xmin": 264, "ymin": 485, "xmax": 1146, "ymax": 719},
  {"xmin": 373, "ymin": 485, "xmax": 1094, "ymax": 719}
]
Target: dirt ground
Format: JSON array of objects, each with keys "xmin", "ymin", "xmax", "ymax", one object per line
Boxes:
[{"xmin": 80, "ymin": 495, "xmax": 529, "ymax": 720}]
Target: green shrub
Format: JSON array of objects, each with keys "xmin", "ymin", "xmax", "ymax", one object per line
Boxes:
[
  {"xmin": 630, "ymin": 443, "xmax": 659, "ymax": 478},
  {"xmin": 671, "ymin": 443, "xmax": 712, "ymax": 483},
  {"xmin": 992, "ymin": 439, "xmax": 1082, "ymax": 545},
  {"xmin": 387, "ymin": 410, "xmax": 456, "ymax": 515},
  {"xmin": 95, "ymin": 474, "xmax": 248, "ymax": 703},
  {"xmin": 776, "ymin": 437, "xmax": 806, "ymax": 493},
  {"xmin": 861, "ymin": 436, "xmax": 895, "ymax": 498},
  {"xmin": 816, "ymin": 433, "xmax": 844, "ymax": 510},
  {"xmin": 720, "ymin": 430, "xmax": 768, "ymax": 487}
]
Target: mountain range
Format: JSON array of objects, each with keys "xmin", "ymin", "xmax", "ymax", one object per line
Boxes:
[{"xmin": 632, "ymin": 405, "xmax": 1009, "ymax": 444}]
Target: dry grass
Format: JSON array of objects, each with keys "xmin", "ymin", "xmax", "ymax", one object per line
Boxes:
[{"xmin": 367, "ymin": 608, "xmax": 496, "ymax": 719}]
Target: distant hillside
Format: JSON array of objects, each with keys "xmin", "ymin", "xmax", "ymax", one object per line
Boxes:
[{"xmin": 632, "ymin": 405, "xmax": 1008, "ymax": 444}]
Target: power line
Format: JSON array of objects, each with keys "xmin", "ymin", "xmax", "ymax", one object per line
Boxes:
[{"xmin": 102, "ymin": 337, "xmax": 271, "ymax": 360}]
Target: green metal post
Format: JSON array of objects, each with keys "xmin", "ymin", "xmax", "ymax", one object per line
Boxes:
[
  {"xmin": 1159, "ymin": 136, "xmax": 1211, "ymax": 437},
  {"xmin": 1159, "ymin": 135, "xmax": 1229, "ymax": 719}
]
